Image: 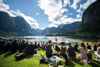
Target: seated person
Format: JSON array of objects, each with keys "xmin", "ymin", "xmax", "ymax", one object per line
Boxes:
[
  {"xmin": 19, "ymin": 40, "xmax": 26, "ymax": 52},
  {"xmin": 92, "ymin": 43, "xmax": 97, "ymax": 51},
  {"xmin": 74, "ymin": 42, "xmax": 79, "ymax": 52},
  {"xmin": 46, "ymin": 40, "xmax": 55, "ymax": 58},
  {"xmin": 37, "ymin": 42, "xmax": 41, "ymax": 50},
  {"xmin": 34, "ymin": 41, "xmax": 38, "ymax": 49},
  {"xmin": 86, "ymin": 43, "xmax": 91, "ymax": 50},
  {"xmin": 41, "ymin": 42, "xmax": 45, "ymax": 50},
  {"xmin": 77, "ymin": 42, "xmax": 88, "ymax": 60},
  {"xmin": 94, "ymin": 43, "xmax": 100, "ymax": 59},
  {"xmin": 87, "ymin": 49, "xmax": 92, "ymax": 60},
  {"xmin": 58, "ymin": 42, "xmax": 68, "ymax": 65},
  {"xmin": 67, "ymin": 43, "xmax": 76, "ymax": 60},
  {"xmin": 11, "ymin": 40, "xmax": 19, "ymax": 52},
  {"xmin": 26, "ymin": 42, "xmax": 35, "ymax": 55}
]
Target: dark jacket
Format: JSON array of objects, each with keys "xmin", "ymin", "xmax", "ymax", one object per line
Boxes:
[{"xmin": 67, "ymin": 45, "xmax": 76, "ymax": 57}]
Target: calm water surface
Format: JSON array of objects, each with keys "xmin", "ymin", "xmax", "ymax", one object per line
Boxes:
[{"xmin": 10, "ymin": 36, "xmax": 99, "ymax": 46}]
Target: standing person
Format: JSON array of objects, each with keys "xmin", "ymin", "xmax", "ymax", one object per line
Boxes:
[
  {"xmin": 58, "ymin": 42, "xmax": 68, "ymax": 65},
  {"xmin": 46, "ymin": 40, "xmax": 55, "ymax": 58},
  {"xmin": 67, "ymin": 43, "xmax": 76, "ymax": 60},
  {"xmin": 77, "ymin": 42, "xmax": 88, "ymax": 60},
  {"xmin": 55, "ymin": 37, "xmax": 57, "ymax": 42},
  {"xmin": 86, "ymin": 43, "xmax": 91, "ymax": 50}
]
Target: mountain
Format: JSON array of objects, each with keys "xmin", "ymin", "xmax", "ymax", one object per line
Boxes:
[
  {"xmin": 82, "ymin": 0, "xmax": 100, "ymax": 24},
  {"xmin": 32, "ymin": 29, "xmax": 43, "ymax": 35},
  {"xmin": 42, "ymin": 21, "xmax": 81, "ymax": 35},
  {"xmin": 65, "ymin": 0, "xmax": 100, "ymax": 37},
  {"xmin": 0, "ymin": 11, "xmax": 34, "ymax": 36},
  {"xmin": 0, "ymin": 11, "xmax": 15, "ymax": 32}
]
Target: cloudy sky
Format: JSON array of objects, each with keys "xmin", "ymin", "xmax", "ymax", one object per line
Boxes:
[{"xmin": 0, "ymin": 0, "xmax": 97, "ymax": 29}]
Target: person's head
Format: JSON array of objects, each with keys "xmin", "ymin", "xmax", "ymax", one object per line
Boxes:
[
  {"xmin": 81, "ymin": 42, "xmax": 86, "ymax": 49},
  {"xmin": 38, "ymin": 42, "xmax": 40, "ymax": 44},
  {"xmin": 14, "ymin": 39, "xmax": 17, "ymax": 43},
  {"xmin": 30, "ymin": 42, "xmax": 33, "ymax": 44},
  {"xmin": 67, "ymin": 43, "xmax": 71, "ymax": 46},
  {"xmin": 98, "ymin": 43, "xmax": 100, "ymax": 47},
  {"xmin": 86, "ymin": 43, "xmax": 88, "ymax": 45},
  {"xmin": 35, "ymin": 41, "xmax": 37, "ymax": 44},
  {"xmin": 43, "ymin": 42, "xmax": 44, "ymax": 44},
  {"xmin": 88, "ymin": 49, "xmax": 91, "ymax": 53},
  {"xmin": 61, "ymin": 42, "xmax": 65, "ymax": 46},
  {"xmin": 48, "ymin": 40, "xmax": 52, "ymax": 44},
  {"xmin": 22, "ymin": 39, "xmax": 25, "ymax": 43},
  {"xmin": 76, "ymin": 42, "xmax": 78, "ymax": 45},
  {"xmin": 0, "ymin": 37, "xmax": 2, "ymax": 40}
]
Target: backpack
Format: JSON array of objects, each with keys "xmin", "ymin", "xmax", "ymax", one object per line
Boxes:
[{"xmin": 39, "ymin": 56, "xmax": 49, "ymax": 64}]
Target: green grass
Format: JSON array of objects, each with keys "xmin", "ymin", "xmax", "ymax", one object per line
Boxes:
[{"xmin": 0, "ymin": 50, "xmax": 100, "ymax": 67}]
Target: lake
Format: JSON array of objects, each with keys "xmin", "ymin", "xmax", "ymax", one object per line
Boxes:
[{"xmin": 8, "ymin": 36, "xmax": 100, "ymax": 46}]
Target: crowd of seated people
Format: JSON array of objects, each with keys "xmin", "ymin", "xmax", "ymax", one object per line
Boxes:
[
  {"xmin": 0, "ymin": 37, "xmax": 46, "ymax": 54},
  {"xmin": 45, "ymin": 40, "xmax": 100, "ymax": 65},
  {"xmin": 0, "ymin": 37, "xmax": 100, "ymax": 65}
]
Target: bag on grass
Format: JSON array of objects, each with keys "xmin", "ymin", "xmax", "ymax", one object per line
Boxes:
[
  {"xmin": 14, "ymin": 53, "xmax": 26, "ymax": 60},
  {"xmin": 40, "ymin": 56, "xmax": 49, "ymax": 64},
  {"xmin": 48, "ymin": 56, "xmax": 65, "ymax": 67}
]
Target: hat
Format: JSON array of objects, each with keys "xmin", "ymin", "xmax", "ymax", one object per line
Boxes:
[{"xmin": 88, "ymin": 49, "xmax": 91, "ymax": 52}]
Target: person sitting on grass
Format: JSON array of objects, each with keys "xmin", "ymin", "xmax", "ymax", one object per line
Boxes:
[
  {"xmin": 37, "ymin": 42, "xmax": 41, "ymax": 50},
  {"xmin": 67, "ymin": 43, "xmax": 76, "ymax": 60},
  {"xmin": 74, "ymin": 42, "xmax": 79, "ymax": 52},
  {"xmin": 41, "ymin": 42, "xmax": 45, "ymax": 50},
  {"xmin": 77, "ymin": 42, "xmax": 88, "ymax": 60},
  {"xmin": 58, "ymin": 42, "xmax": 68, "ymax": 65},
  {"xmin": 87, "ymin": 49, "xmax": 92, "ymax": 60},
  {"xmin": 94, "ymin": 43, "xmax": 100, "ymax": 59},
  {"xmin": 46, "ymin": 40, "xmax": 55, "ymax": 58},
  {"xmin": 86, "ymin": 43, "xmax": 91, "ymax": 50},
  {"xmin": 92, "ymin": 43, "xmax": 97, "ymax": 51}
]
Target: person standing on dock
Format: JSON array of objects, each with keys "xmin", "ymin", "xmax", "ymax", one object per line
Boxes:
[{"xmin": 55, "ymin": 37, "xmax": 57, "ymax": 42}]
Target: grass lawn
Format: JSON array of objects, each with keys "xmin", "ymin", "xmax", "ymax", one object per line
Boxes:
[{"xmin": 0, "ymin": 49, "xmax": 100, "ymax": 67}]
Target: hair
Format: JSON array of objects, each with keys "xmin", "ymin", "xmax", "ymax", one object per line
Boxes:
[
  {"xmin": 48, "ymin": 40, "xmax": 52, "ymax": 43},
  {"xmin": 76, "ymin": 42, "xmax": 78, "ymax": 45},
  {"xmin": 81, "ymin": 42, "xmax": 86, "ymax": 50},
  {"xmin": 86, "ymin": 43, "xmax": 88, "ymax": 45},
  {"xmin": 98, "ymin": 43, "xmax": 100, "ymax": 47},
  {"xmin": 61, "ymin": 42, "xmax": 65, "ymax": 46},
  {"xmin": 68, "ymin": 43, "xmax": 71, "ymax": 46}
]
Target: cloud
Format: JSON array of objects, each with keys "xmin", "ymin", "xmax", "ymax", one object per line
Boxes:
[
  {"xmin": 63, "ymin": 0, "xmax": 70, "ymax": 7},
  {"xmin": 36, "ymin": 13, "xmax": 39, "ymax": 15},
  {"xmin": 70, "ymin": 13, "xmax": 73, "ymax": 15},
  {"xmin": 76, "ymin": 14, "xmax": 81, "ymax": 18},
  {"xmin": 70, "ymin": 0, "xmax": 81, "ymax": 10},
  {"xmin": 0, "ymin": 0, "xmax": 16, "ymax": 17},
  {"xmin": 48, "ymin": 23, "xmax": 57, "ymax": 28},
  {"xmin": 62, "ymin": 17, "xmax": 81, "ymax": 24},
  {"xmin": 38, "ymin": 0, "xmax": 82, "ymax": 27},
  {"xmin": 38, "ymin": 0, "xmax": 69, "ymax": 26},
  {"xmin": 80, "ymin": 0, "xmax": 96, "ymax": 9},
  {"xmin": 76, "ymin": 9, "xmax": 82, "ymax": 13},
  {"xmin": 0, "ymin": 0, "xmax": 39, "ymax": 29},
  {"xmin": 11, "ymin": 10, "xmax": 39, "ymax": 29}
]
